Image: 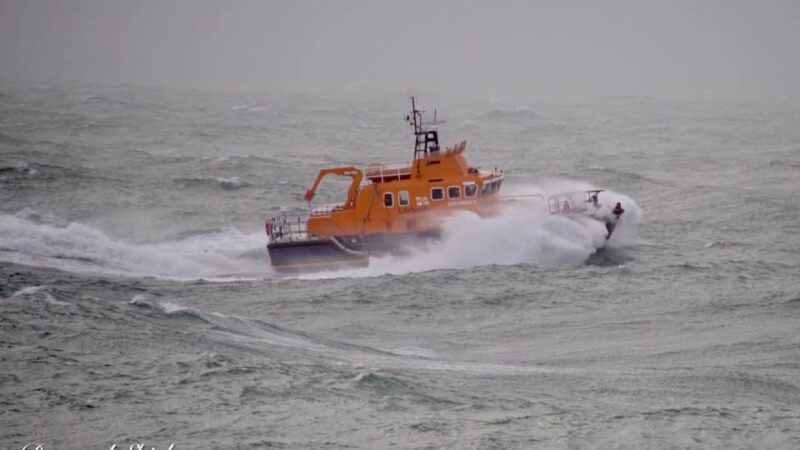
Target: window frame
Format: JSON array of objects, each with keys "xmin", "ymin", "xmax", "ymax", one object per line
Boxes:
[
  {"xmin": 430, "ymin": 187, "xmax": 444, "ymax": 201},
  {"xmin": 383, "ymin": 192, "xmax": 394, "ymax": 208},
  {"xmin": 398, "ymin": 190, "xmax": 410, "ymax": 207},
  {"xmin": 447, "ymin": 185, "xmax": 461, "ymax": 199},
  {"xmin": 463, "ymin": 182, "xmax": 477, "ymax": 197}
]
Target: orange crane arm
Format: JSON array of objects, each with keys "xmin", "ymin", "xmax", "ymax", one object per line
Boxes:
[{"xmin": 303, "ymin": 166, "xmax": 364, "ymax": 208}]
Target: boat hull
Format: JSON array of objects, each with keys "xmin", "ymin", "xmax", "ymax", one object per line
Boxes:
[
  {"xmin": 267, "ymin": 239, "xmax": 369, "ymax": 273},
  {"xmin": 360, "ymin": 229, "xmax": 441, "ymax": 255},
  {"xmin": 267, "ymin": 229, "xmax": 441, "ymax": 273}
]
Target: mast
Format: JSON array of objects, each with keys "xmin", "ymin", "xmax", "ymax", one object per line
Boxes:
[{"xmin": 406, "ymin": 97, "xmax": 442, "ymax": 166}]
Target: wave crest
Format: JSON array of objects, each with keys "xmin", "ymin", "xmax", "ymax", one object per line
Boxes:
[{"xmin": 0, "ymin": 213, "xmax": 265, "ymax": 280}]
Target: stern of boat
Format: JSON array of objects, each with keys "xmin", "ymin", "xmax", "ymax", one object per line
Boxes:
[{"xmin": 265, "ymin": 216, "xmax": 368, "ymax": 273}]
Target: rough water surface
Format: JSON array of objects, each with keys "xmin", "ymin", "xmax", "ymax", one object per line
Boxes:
[{"xmin": 1, "ymin": 81, "xmax": 799, "ymax": 449}]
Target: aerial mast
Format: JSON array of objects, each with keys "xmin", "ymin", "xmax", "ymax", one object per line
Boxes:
[{"xmin": 405, "ymin": 97, "xmax": 444, "ymax": 172}]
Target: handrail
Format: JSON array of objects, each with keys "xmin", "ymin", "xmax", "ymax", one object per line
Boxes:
[
  {"xmin": 496, "ymin": 190, "xmax": 606, "ymax": 216},
  {"xmin": 310, "ymin": 203, "xmax": 344, "ymax": 216},
  {"xmin": 497, "ymin": 193, "xmax": 546, "ymax": 202},
  {"xmin": 265, "ymin": 215, "xmax": 313, "ymax": 242},
  {"xmin": 364, "ymin": 161, "xmax": 412, "ymax": 182}
]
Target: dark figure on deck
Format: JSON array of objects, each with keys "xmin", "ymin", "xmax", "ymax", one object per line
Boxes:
[
  {"xmin": 605, "ymin": 202, "xmax": 625, "ymax": 239},
  {"xmin": 612, "ymin": 202, "xmax": 625, "ymax": 218}
]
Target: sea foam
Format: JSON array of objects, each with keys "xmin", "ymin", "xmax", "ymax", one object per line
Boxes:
[{"xmin": 0, "ymin": 213, "xmax": 265, "ymax": 280}]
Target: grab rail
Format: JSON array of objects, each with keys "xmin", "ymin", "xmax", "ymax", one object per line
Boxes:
[
  {"xmin": 309, "ymin": 203, "xmax": 344, "ymax": 216},
  {"xmin": 364, "ymin": 162, "xmax": 412, "ymax": 183},
  {"xmin": 265, "ymin": 215, "xmax": 313, "ymax": 242},
  {"xmin": 497, "ymin": 190, "xmax": 605, "ymax": 216}
]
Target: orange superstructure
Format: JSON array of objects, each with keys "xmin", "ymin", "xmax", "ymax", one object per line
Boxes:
[
  {"xmin": 265, "ymin": 97, "xmax": 617, "ymax": 272},
  {"xmin": 303, "ymin": 139, "xmax": 504, "ymax": 239}
]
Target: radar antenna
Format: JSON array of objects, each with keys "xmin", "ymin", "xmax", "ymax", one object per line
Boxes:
[{"xmin": 405, "ymin": 96, "xmax": 445, "ymax": 162}]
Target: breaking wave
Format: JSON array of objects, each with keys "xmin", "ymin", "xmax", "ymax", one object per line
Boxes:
[
  {"xmin": 175, "ymin": 176, "xmax": 253, "ymax": 190},
  {"xmin": 478, "ymin": 107, "xmax": 544, "ymax": 120},
  {"xmin": 0, "ymin": 213, "xmax": 266, "ymax": 280},
  {"xmin": 230, "ymin": 104, "xmax": 270, "ymax": 112}
]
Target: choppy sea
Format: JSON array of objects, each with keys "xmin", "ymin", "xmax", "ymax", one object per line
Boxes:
[{"xmin": 1, "ymin": 81, "xmax": 799, "ymax": 449}]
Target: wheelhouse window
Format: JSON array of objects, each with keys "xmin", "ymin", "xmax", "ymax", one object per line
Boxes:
[
  {"xmin": 448, "ymin": 186, "xmax": 461, "ymax": 199},
  {"xmin": 398, "ymin": 191, "xmax": 409, "ymax": 207},
  {"xmin": 480, "ymin": 180, "xmax": 503, "ymax": 195},
  {"xmin": 383, "ymin": 192, "xmax": 394, "ymax": 207},
  {"xmin": 464, "ymin": 183, "xmax": 477, "ymax": 197},
  {"xmin": 431, "ymin": 187, "xmax": 444, "ymax": 201}
]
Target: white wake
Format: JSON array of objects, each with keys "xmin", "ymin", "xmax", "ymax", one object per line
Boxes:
[{"xmin": 0, "ymin": 212, "xmax": 266, "ymax": 280}]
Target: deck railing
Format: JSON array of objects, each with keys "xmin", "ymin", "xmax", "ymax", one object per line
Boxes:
[
  {"xmin": 309, "ymin": 203, "xmax": 344, "ymax": 216},
  {"xmin": 497, "ymin": 191, "xmax": 603, "ymax": 216},
  {"xmin": 265, "ymin": 215, "xmax": 312, "ymax": 242},
  {"xmin": 364, "ymin": 162, "xmax": 412, "ymax": 183},
  {"xmin": 547, "ymin": 191, "xmax": 602, "ymax": 215},
  {"xmin": 267, "ymin": 190, "xmax": 605, "ymax": 243}
]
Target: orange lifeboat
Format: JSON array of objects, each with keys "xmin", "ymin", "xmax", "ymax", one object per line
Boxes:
[
  {"xmin": 265, "ymin": 98, "xmax": 617, "ymax": 272},
  {"xmin": 266, "ymin": 97, "xmax": 508, "ymax": 272}
]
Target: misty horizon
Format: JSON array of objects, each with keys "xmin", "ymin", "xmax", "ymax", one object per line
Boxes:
[{"xmin": 1, "ymin": 0, "xmax": 799, "ymax": 100}]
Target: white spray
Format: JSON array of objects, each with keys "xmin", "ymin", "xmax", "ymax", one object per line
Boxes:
[
  {"xmin": 0, "ymin": 181, "xmax": 640, "ymax": 280},
  {"xmin": 302, "ymin": 180, "xmax": 641, "ymax": 279},
  {"xmin": 0, "ymin": 213, "xmax": 266, "ymax": 280}
]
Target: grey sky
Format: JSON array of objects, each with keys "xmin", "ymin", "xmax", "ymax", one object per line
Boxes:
[{"xmin": 1, "ymin": 0, "xmax": 798, "ymax": 99}]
